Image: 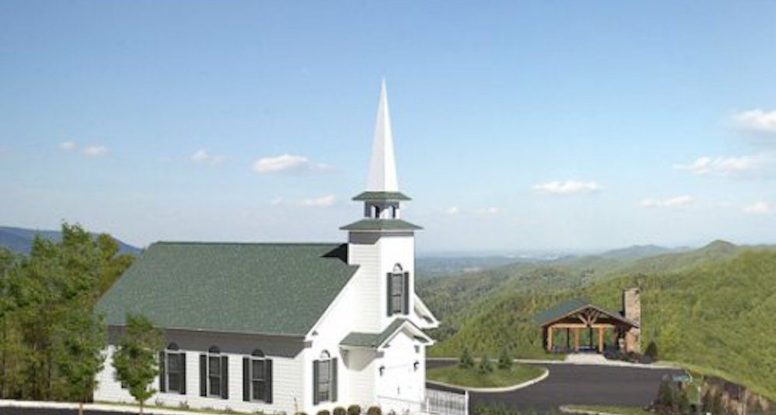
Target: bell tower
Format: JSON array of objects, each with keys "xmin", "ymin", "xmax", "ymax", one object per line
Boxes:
[{"xmin": 341, "ymin": 81, "xmax": 421, "ymax": 331}]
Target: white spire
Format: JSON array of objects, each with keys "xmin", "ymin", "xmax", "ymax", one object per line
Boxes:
[{"xmin": 366, "ymin": 80, "xmax": 399, "ymax": 192}]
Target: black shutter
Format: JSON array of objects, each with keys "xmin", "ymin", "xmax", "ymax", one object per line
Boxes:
[
  {"xmin": 312, "ymin": 360, "xmax": 320, "ymax": 405},
  {"xmin": 243, "ymin": 358, "xmax": 250, "ymax": 402},
  {"xmin": 331, "ymin": 358, "xmax": 338, "ymax": 402},
  {"xmin": 386, "ymin": 273, "xmax": 393, "ymax": 316},
  {"xmin": 199, "ymin": 354, "xmax": 207, "ymax": 397},
  {"xmin": 180, "ymin": 353, "xmax": 187, "ymax": 395},
  {"xmin": 265, "ymin": 359, "xmax": 273, "ymax": 404},
  {"xmin": 159, "ymin": 352, "xmax": 167, "ymax": 392},
  {"xmin": 221, "ymin": 355, "xmax": 229, "ymax": 399},
  {"xmin": 403, "ymin": 272, "xmax": 410, "ymax": 315}
]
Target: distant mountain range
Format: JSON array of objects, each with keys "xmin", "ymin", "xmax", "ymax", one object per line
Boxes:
[{"xmin": 0, "ymin": 226, "xmax": 141, "ymax": 255}]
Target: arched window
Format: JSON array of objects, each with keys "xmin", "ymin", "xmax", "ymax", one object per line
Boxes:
[
  {"xmin": 388, "ymin": 264, "xmax": 409, "ymax": 316},
  {"xmin": 246, "ymin": 349, "xmax": 271, "ymax": 402},
  {"xmin": 160, "ymin": 343, "xmax": 185, "ymax": 394},
  {"xmin": 205, "ymin": 346, "xmax": 225, "ymax": 398},
  {"xmin": 314, "ymin": 350, "xmax": 337, "ymax": 404}
]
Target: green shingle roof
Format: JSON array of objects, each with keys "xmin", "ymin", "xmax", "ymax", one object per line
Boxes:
[
  {"xmin": 352, "ymin": 191, "xmax": 411, "ymax": 202},
  {"xmin": 96, "ymin": 242, "xmax": 358, "ymax": 337},
  {"xmin": 340, "ymin": 219, "xmax": 422, "ymax": 232},
  {"xmin": 340, "ymin": 318, "xmax": 429, "ymax": 348},
  {"xmin": 533, "ymin": 297, "xmax": 638, "ymax": 328}
]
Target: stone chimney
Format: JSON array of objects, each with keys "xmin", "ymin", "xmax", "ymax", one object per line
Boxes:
[{"xmin": 622, "ymin": 288, "xmax": 641, "ymax": 353}]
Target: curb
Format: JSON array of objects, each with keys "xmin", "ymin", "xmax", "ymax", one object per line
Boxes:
[
  {"xmin": 559, "ymin": 405, "xmax": 624, "ymax": 415},
  {"xmin": 427, "ymin": 357, "xmax": 679, "ymax": 370},
  {"xmin": 427, "ymin": 367, "xmax": 549, "ymax": 393},
  {"xmin": 0, "ymin": 399, "xmax": 214, "ymax": 415}
]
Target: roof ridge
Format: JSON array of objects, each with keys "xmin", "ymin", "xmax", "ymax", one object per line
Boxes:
[{"xmin": 153, "ymin": 241, "xmax": 342, "ymax": 246}]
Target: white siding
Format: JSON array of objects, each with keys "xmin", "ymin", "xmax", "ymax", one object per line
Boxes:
[
  {"xmin": 94, "ymin": 341, "xmax": 305, "ymax": 414},
  {"xmin": 375, "ymin": 331, "xmax": 426, "ymax": 414}
]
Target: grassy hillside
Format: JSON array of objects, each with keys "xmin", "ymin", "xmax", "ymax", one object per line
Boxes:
[{"xmin": 426, "ymin": 249, "xmax": 776, "ymax": 400}]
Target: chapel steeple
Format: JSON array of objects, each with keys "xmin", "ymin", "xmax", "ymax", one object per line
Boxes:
[{"xmin": 341, "ymin": 81, "xmax": 421, "ymax": 233}]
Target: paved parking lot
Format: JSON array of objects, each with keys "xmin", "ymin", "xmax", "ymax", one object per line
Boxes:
[{"xmin": 428, "ymin": 360, "xmax": 683, "ymax": 412}]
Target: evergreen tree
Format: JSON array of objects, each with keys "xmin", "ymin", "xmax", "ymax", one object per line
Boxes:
[
  {"xmin": 478, "ymin": 354, "xmax": 493, "ymax": 374},
  {"xmin": 53, "ymin": 309, "xmax": 106, "ymax": 415},
  {"xmin": 113, "ymin": 314, "xmax": 162, "ymax": 415},
  {"xmin": 459, "ymin": 348, "xmax": 474, "ymax": 369},
  {"xmin": 497, "ymin": 347, "xmax": 513, "ymax": 370}
]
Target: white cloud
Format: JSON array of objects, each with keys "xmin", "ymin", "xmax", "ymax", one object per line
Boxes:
[
  {"xmin": 191, "ymin": 149, "xmax": 226, "ymax": 165},
  {"xmin": 533, "ymin": 180, "xmax": 601, "ymax": 194},
  {"xmin": 641, "ymin": 195, "xmax": 694, "ymax": 209},
  {"xmin": 301, "ymin": 195, "xmax": 336, "ymax": 207},
  {"xmin": 252, "ymin": 154, "xmax": 331, "ymax": 174},
  {"xmin": 733, "ymin": 109, "xmax": 776, "ymax": 134},
  {"xmin": 445, "ymin": 206, "xmax": 460, "ymax": 215},
  {"xmin": 270, "ymin": 197, "xmax": 284, "ymax": 206},
  {"xmin": 59, "ymin": 141, "xmax": 77, "ymax": 151},
  {"xmin": 82, "ymin": 145, "xmax": 108, "ymax": 157},
  {"xmin": 743, "ymin": 201, "xmax": 773, "ymax": 215},
  {"xmin": 674, "ymin": 155, "xmax": 761, "ymax": 176}
]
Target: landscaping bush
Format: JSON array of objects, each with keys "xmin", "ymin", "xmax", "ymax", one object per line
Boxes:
[
  {"xmin": 367, "ymin": 406, "xmax": 382, "ymax": 415},
  {"xmin": 497, "ymin": 347, "xmax": 513, "ymax": 370},
  {"xmin": 333, "ymin": 407, "xmax": 346, "ymax": 415},
  {"xmin": 347, "ymin": 405, "xmax": 361, "ymax": 415},
  {"xmin": 478, "ymin": 354, "xmax": 493, "ymax": 374},
  {"xmin": 459, "ymin": 348, "xmax": 474, "ymax": 369},
  {"xmin": 645, "ymin": 340, "xmax": 659, "ymax": 361},
  {"xmin": 317, "ymin": 410, "xmax": 331, "ymax": 415}
]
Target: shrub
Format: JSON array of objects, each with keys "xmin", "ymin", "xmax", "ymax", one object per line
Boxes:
[
  {"xmin": 317, "ymin": 411, "xmax": 331, "ymax": 415},
  {"xmin": 459, "ymin": 348, "xmax": 474, "ymax": 369},
  {"xmin": 334, "ymin": 407, "xmax": 347, "ymax": 415},
  {"xmin": 295, "ymin": 412, "xmax": 309, "ymax": 415},
  {"xmin": 478, "ymin": 354, "xmax": 493, "ymax": 374},
  {"xmin": 367, "ymin": 406, "xmax": 382, "ymax": 415},
  {"xmin": 347, "ymin": 405, "xmax": 361, "ymax": 415},
  {"xmin": 497, "ymin": 347, "xmax": 513, "ymax": 370},
  {"xmin": 645, "ymin": 340, "xmax": 659, "ymax": 361}
]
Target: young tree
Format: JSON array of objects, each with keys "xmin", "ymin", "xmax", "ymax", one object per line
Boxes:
[
  {"xmin": 497, "ymin": 347, "xmax": 513, "ymax": 370},
  {"xmin": 478, "ymin": 354, "xmax": 493, "ymax": 374},
  {"xmin": 113, "ymin": 314, "xmax": 162, "ymax": 415},
  {"xmin": 53, "ymin": 309, "xmax": 106, "ymax": 415},
  {"xmin": 459, "ymin": 348, "xmax": 474, "ymax": 369},
  {"xmin": 645, "ymin": 340, "xmax": 659, "ymax": 362}
]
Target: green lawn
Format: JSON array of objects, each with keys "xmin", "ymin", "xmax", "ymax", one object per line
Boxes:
[
  {"xmin": 427, "ymin": 364, "xmax": 545, "ymax": 388},
  {"xmin": 564, "ymin": 405, "xmax": 653, "ymax": 415}
]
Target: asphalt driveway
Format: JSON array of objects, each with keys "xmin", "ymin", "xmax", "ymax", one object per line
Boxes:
[{"xmin": 427, "ymin": 360, "xmax": 683, "ymax": 412}]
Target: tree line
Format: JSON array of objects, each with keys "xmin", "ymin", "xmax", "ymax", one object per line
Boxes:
[{"xmin": 0, "ymin": 223, "xmax": 136, "ymax": 404}]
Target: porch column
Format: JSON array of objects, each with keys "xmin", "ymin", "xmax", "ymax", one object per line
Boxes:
[
  {"xmin": 547, "ymin": 326, "xmax": 554, "ymax": 352},
  {"xmin": 573, "ymin": 328, "xmax": 580, "ymax": 352},
  {"xmin": 597, "ymin": 327, "xmax": 605, "ymax": 353}
]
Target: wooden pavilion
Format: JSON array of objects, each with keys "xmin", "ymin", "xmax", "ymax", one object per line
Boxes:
[{"xmin": 534, "ymin": 298, "xmax": 640, "ymax": 353}]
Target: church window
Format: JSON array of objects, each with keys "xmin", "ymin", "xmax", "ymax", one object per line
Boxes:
[
  {"xmin": 313, "ymin": 351, "xmax": 337, "ymax": 404},
  {"xmin": 387, "ymin": 264, "xmax": 410, "ymax": 316},
  {"xmin": 159, "ymin": 343, "xmax": 186, "ymax": 394},
  {"xmin": 243, "ymin": 349, "xmax": 273, "ymax": 403},
  {"xmin": 200, "ymin": 346, "xmax": 228, "ymax": 399}
]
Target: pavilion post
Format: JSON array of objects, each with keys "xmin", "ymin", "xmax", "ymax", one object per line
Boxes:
[
  {"xmin": 573, "ymin": 328, "xmax": 580, "ymax": 352},
  {"xmin": 547, "ymin": 326, "xmax": 554, "ymax": 352},
  {"xmin": 597, "ymin": 327, "xmax": 604, "ymax": 353}
]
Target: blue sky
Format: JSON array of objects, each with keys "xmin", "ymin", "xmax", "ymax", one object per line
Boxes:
[{"xmin": 2, "ymin": 1, "xmax": 776, "ymax": 253}]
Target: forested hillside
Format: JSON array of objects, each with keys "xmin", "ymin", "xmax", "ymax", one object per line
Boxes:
[{"xmin": 421, "ymin": 245, "xmax": 776, "ymax": 400}]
